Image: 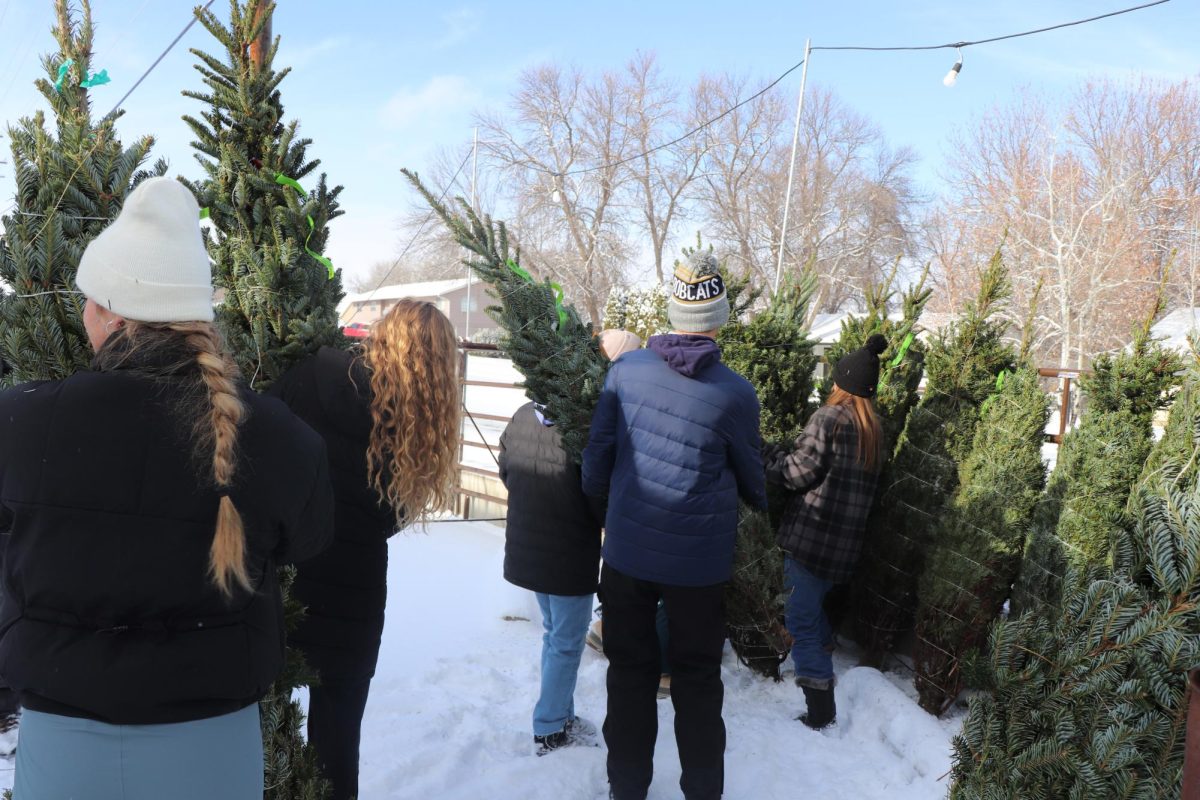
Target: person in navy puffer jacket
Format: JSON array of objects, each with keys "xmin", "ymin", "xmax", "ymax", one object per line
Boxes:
[{"xmin": 582, "ymin": 250, "xmax": 767, "ymax": 800}]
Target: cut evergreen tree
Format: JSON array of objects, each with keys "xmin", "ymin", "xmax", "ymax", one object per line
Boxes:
[
  {"xmin": 0, "ymin": 0, "xmax": 161, "ymax": 385},
  {"xmin": 1013, "ymin": 307, "xmax": 1181, "ymax": 616},
  {"xmin": 821, "ymin": 263, "xmax": 931, "ymax": 456},
  {"xmin": 602, "ymin": 285, "xmax": 669, "ymax": 342},
  {"xmin": 183, "ymin": 0, "xmax": 344, "ymax": 392},
  {"xmin": 720, "ymin": 268, "xmax": 819, "ymax": 677},
  {"xmin": 911, "ymin": 365, "xmax": 1050, "ymax": 714},
  {"xmin": 853, "ymin": 251, "xmax": 1016, "ymax": 667},
  {"xmin": 949, "ymin": 424, "xmax": 1200, "ymax": 798},
  {"xmin": 184, "ymin": 4, "xmax": 343, "ymax": 796},
  {"xmin": 403, "ymin": 169, "xmax": 605, "ymax": 461}
]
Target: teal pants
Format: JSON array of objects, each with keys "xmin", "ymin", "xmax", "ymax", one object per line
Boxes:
[{"xmin": 14, "ymin": 703, "xmax": 263, "ymax": 799}]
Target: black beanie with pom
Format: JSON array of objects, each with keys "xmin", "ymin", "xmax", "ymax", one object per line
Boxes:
[{"xmin": 833, "ymin": 334, "xmax": 888, "ymax": 398}]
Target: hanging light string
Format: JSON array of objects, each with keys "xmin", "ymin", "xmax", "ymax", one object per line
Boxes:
[
  {"xmin": 522, "ymin": 0, "xmax": 1171, "ymax": 178},
  {"xmin": 811, "ymin": 0, "xmax": 1170, "ymax": 51}
]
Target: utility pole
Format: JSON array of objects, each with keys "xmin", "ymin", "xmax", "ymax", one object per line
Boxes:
[
  {"xmin": 774, "ymin": 38, "xmax": 811, "ymax": 295},
  {"xmin": 465, "ymin": 128, "xmax": 478, "ymax": 340}
]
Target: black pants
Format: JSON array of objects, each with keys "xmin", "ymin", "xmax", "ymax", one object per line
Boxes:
[
  {"xmin": 601, "ymin": 563, "xmax": 726, "ymax": 800},
  {"xmin": 307, "ymin": 674, "xmax": 373, "ymax": 800}
]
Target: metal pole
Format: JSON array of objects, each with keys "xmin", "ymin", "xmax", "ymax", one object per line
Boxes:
[
  {"xmin": 465, "ymin": 129, "xmax": 478, "ymax": 340},
  {"xmin": 774, "ymin": 39, "xmax": 811, "ymax": 295}
]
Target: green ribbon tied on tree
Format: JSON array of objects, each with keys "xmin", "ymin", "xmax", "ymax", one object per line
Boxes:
[
  {"xmin": 274, "ymin": 173, "xmax": 335, "ymax": 279},
  {"xmin": 876, "ymin": 331, "xmax": 916, "ymax": 390},
  {"xmin": 979, "ymin": 369, "xmax": 1012, "ymax": 417},
  {"xmin": 79, "ymin": 69, "xmax": 110, "ymax": 89},
  {"xmin": 52, "ymin": 59, "xmax": 74, "ymax": 93},
  {"xmin": 889, "ymin": 332, "xmax": 915, "ymax": 369},
  {"xmin": 506, "ymin": 259, "xmax": 569, "ymax": 330}
]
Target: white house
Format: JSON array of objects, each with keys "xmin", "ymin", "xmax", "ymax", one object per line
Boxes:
[{"xmin": 337, "ymin": 278, "xmax": 498, "ymax": 340}]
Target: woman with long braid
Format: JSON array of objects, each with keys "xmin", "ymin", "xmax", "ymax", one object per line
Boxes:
[
  {"xmin": 270, "ymin": 298, "xmax": 461, "ymax": 800},
  {"xmin": 0, "ymin": 178, "xmax": 334, "ymax": 799}
]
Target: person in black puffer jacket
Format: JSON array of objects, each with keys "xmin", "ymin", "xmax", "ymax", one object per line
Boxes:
[
  {"xmin": 0, "ymin": 177, "xmax": 334, "ymax": 800},
  {"xmin": 269, "ymin": 298, "xmax": 462, "ymax": 800},
  {"xmin": 500, "ymin": 401, "xmax": 604, "ymax": 755}
]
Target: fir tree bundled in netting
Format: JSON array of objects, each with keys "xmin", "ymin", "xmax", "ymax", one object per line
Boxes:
[
  {"xmin": 720, "ymin": 267, "xmax": 820, "ymax": 677},
  {"xmin": 949, "ymin": 426, "xmax": 1200, "ymax": 798},
  {"xmin": 602, "ymin": 284, "xmax": 669, "ymax": 343},
  {"xmin": 183, "ymin": 0, "xmax": 344, "ymax": 392},
  {"xmin": 0, "ymin": 0, "xmax": 162, "ymax": 386},
  {"xmin": 853, "ymin": 251, "xmax": 1016, "ymax": 667},
  {"xmin": 911, "ymin": 365, "xmax": 1049, "ymax": 715},
  {"xmin": 1013, "ymin": 310, "xmax": 1181, "ymax": 616},
  {"xmin": 821, "ymin": 264, "xmax": 932, "ymax": 456},
  {"xmin": 403, "ymin": 169, "xmax": 606, "ymax": 461}
]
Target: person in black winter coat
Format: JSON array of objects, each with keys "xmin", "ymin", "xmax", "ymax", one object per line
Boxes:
[
  {"xmin": 0, "ymin": 177, "xmax": 335, "ymax": 800},
  {"xmin": 269, "ymin": 298, "xmax": 462, "ymax": 800},
  {"xmin": 500, "ymin": 401, "xmax": 604, "ymax": 755},
  {"xmin": 765, "ymin": 335, "xmax": 886, "ymax": 731}
]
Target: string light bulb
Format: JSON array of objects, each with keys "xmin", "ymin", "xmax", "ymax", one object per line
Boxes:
[{"xmin": 943, "ymin": 49, "xmax": 963, "ymax": 87}]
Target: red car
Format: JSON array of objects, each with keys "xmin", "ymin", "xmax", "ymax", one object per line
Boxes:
[{"xmin": 341, "ymin": 322, "xmax": 370, "ymax": 339}]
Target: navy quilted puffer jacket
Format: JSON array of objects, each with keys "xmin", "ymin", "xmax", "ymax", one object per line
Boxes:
[{"xmin": 581, "ymin": 334, "xmax": 768, "ymax": 587}]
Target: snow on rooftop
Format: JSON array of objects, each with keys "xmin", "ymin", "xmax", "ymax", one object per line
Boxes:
[
  {"xmin": 338, "ymin": 278, "xmax": 472, "ymax": 313},
  {"xmin": 1150, "ymin": 307, "xmax": 1200, "ymax": 352}
]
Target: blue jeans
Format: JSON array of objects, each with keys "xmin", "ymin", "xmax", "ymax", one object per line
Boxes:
[
  {"xmin": 534, "ymin": 592, "xmax": 594, "ymax": 736},
  {"xmin": 784, "ymin": 556, "xmax": 835, "ymax": 689}
]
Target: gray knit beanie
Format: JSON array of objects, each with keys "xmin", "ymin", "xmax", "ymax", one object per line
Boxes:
[{"xmin": 668, "ymin": 250, "xmax": 729, "ymax": 333}]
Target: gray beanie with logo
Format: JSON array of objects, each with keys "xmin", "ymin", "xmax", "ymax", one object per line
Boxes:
[{"xmin": 668, "ymin": 250, "xmax": 729, "ymax": 333}]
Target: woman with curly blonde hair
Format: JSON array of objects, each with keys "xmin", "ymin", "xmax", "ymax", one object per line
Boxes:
[{"xmin": 270, "ymin": 298, "xmax": 461, "ymax": 800}]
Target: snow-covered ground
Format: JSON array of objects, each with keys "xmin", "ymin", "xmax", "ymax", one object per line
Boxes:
[{"xmin": 349, "ymin": 520, "xmax": 961, "ymax": 800}]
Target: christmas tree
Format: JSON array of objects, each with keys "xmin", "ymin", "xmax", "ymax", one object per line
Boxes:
[
  {"xmin": 403, "ymin": 169, "xmax": 606, "ymax": 461},
  {"xmin": 853, "ymin": 251, "xmax": 1016, "ymax": 666},
  {"xmin": 720, "ymin": 267, "xmax": 819, "ymax": 677},
  {"xmin": 911, "ymin": 365, "xmax": 1050, "ymax": 714},
  {"xmin": 184, "ymin": 3, "xmax": 342, "ymax": 796},
  {"xmin": 602, "ymin": 285, "xmax": 669, "ymax": 343},
  {"xmin": 0, "ymin": 0, "xmax": 161, "ymax": 385},
  {"xmin": 949, "ymin": 427, "xmax": 1200, "ymax": 797},
  {"xmin": 1013, "ymin": 309, "xmax": 1181, "ymax": 616},
  {"xmin": 821, "ymin": 263, "xmax": 931, "ymax": 455},
  {"xmin": 183, "ymin": 0, "xmax": 344, "ymax": 392}
]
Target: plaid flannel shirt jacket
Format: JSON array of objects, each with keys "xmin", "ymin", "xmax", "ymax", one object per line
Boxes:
[{"xmin": 765, "ymin": 403, "xmax": 880, "ymax": 584}]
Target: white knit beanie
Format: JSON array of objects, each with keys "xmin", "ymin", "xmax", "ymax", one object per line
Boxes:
[{"xmin": 76, "ymin": 177, "xmax": 214, "ymax": 323}]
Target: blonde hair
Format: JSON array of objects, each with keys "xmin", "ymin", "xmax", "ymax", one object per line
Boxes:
[
  {"xmin": 95, "ymin": 321, "xmax": 251, "ymax": 597},
  {"xmin": 364, "ymin": 299, "xmax": 462, "ymax": 525},
  {"xmin": 828, "ymin": 385, "xmax": 884, "ymax": 473}
]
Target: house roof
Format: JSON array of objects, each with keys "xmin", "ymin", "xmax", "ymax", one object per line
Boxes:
[
  {"xmin": 338, "ymin": 278, "xmax": 472, "ymax": 314},
  {"xmin": 1150, "ymin": 307, "xmax": 1200, "ymax": 352}
]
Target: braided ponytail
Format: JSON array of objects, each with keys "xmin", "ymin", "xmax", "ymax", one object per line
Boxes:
[
  {"xmin": 168, "ymin": 322, "xmax": 252, "ymax": 596},
  {"xmin": 92, "ymin": 320, "xmax": 252, "ymax": 596}
]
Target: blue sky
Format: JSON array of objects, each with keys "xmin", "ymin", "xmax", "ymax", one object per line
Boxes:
[{"xmin": 1, "ymin": 0, "xmax": 1198, "ymax": 286}]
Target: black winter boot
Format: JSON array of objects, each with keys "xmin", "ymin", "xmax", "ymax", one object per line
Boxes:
[{"xmin": 798, "ymin": 686, "xmax": 836, "ymax": 730}]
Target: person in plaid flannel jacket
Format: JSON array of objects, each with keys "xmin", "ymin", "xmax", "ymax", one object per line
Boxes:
[{"xmin": 765, "ymin": 334, "xmax": 887, "ymax": 730}]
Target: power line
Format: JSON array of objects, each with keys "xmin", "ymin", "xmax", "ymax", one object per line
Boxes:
[
  {"xmin": 344, "ymin": 148, "xmax": 475, "ymax": 323},
  {"xmin": 812, "ymin": 0, "xmax": 1171, "ymax": 52},
  {"xmin": 528, "ymin": 0, "xmax": 1172, "ymax": 179},
  {"xmin": 101, "ymin": 0, "xmax": 216, "ymax": 122}
]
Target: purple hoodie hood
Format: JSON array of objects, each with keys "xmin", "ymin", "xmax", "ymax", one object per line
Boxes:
[{"xmin": 647, "ymin": 334, "xmax": 722, "ymax": 378}]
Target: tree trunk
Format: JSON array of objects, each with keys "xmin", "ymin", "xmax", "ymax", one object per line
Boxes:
[{"xmin": 248, "ymin": 1, "xmax": 272, "ymax": 68}]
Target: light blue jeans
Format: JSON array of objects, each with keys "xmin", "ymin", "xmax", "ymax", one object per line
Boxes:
[
  {"xmin": 14, "ymin": 703, "xmax": 263, "ymax": 799},
  {"xmin": 533, "ymin": 592, "xmax": 594, "ymax": 736},
  {"xmin": 784, "ymin": 556, "xmax": 836, "ymax": 690}
]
